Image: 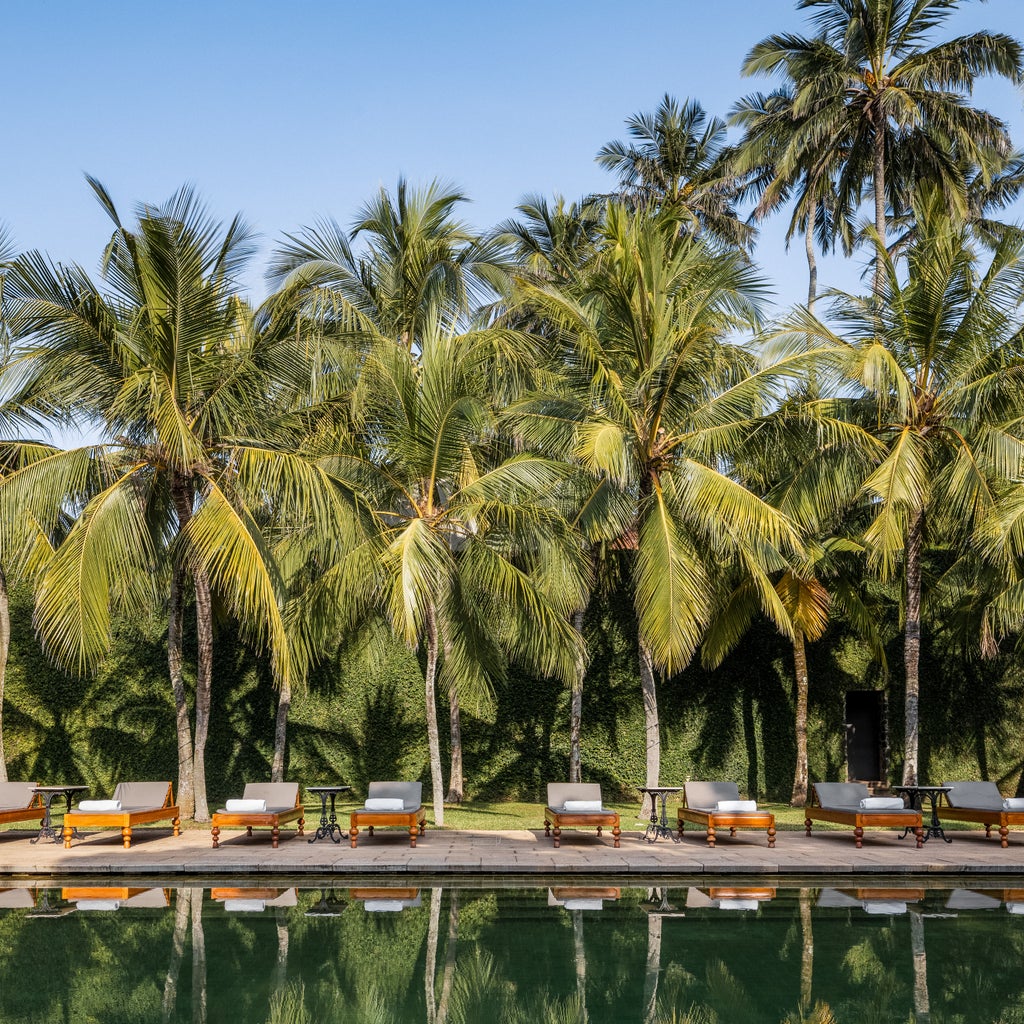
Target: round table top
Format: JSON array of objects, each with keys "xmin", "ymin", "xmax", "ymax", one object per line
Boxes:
[
  {"xmin": 637, "ymin": 786, "xmax": 684, "ymax": 795},
  {"xmin": 891, "ymin": 784, "xmax": 951, "ymax": 792},
  {"xmin": 32, "ymin": 785, "xmax": 89, "ymax": 793},
  {"xmin": 305, "ymin": 785, "xmax": 352, "ymax": 793}
]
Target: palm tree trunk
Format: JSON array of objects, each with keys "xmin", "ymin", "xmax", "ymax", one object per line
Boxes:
[
  {"xmin": 190, "ymin": 886, "xmax": 207, "ymax": 1024},
  {"xmin": 910, "ymin": 910, "xmax": 931, "ymax": 1023},
  {"xmin": 791, "ymin": 628, "xmax": 810, "ymax": 806},
  {"xmin": 805, "ymin": 194, "xmax": 818, "ymax": 317},
  {"xmin": 903, "ymin": 507, "xmax": 924, "ymax": 786},
  {"xmin": 0, "ymin": 567, "xmax": 9, "ymax": 784},
  {"xmin": 168, "ymin": 565, "xmax": 195, "ymax": 820},
  {"xmin": 638, "ymin": 641, "xmax": 660, "ymax": 789},
  {"xmin": 192, "ymin": 570, "xmax": 214, "ymax": 822},
  {"xmin": 436, "ymin": 892, "xmax": 459, "ymax": 1024},
  {"xmin": 424, "ymin": 606, "xmax": 445, "ymax": 827},
  {"xmin": 799, "ymin": 888, "xmax": 814, "ymax": 1013},
  {"xmin": 570, "ymin": 607, "xmax": 586, "ymax": 783},
  {"xmin": 873, "ymin": 125, "xmax": 887, "ymax": 297},
  {"xmin": 572, "ymin": 909, "xmax": 589, "ymax": 1024},
  {"xmin": 273, "ymin": 908, "xmax": 289, "ymax": 990},
  {"xmin": 446, "ymin": 688, "xmax": 463, "ymax": 804},
  {"xmin": 426, "ymin": 887, "xmax": 441, "ymax": 1024},
  {"xmin": 162, "ymin": 888, "xmax": 190, "ymax": 1023},
  {"xmin": 642, "ymin": 911, "xmax": 662, "ymax": 1024},
  {"xmin": 271, "ymin": 676, "xmax": 292, "ymax": 783}
]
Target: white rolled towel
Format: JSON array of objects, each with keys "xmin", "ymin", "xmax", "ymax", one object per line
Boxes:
[
  {"xmin": 715, "ymin": 899, "xmax": 759, "ymax": 911},
  {"xmin": 223, "ymin": 899, "xmax": 266, "ymax": 912},
  {"xmin": 75, "ymin": 900, "xmax": 121, "ymax": 911},
  {"xmin": 562, "ymin": 899, "xmax": 604, "ymax": 910},
  {"xmin": 859, "ymin": 797, "xmax": 905, "ymax": 810},
  {"xmin": 225, "ymin": 799, "xmax": 267, "ymax": 813},
  {"xmin": 715, "ymin": 800, "xmax": 757, "ymax": 812},
  {"xmin": 77, "ymin": 800, "xmax": 122, "ymax": 812},
  {"xmin": 862, "ymin": 901, "xmax": 907, "ymax": 914},
  {"xmin": 1006, "ymin": 902, "xmax": 1024, "ymax": 914},
  {"xmin": 364, "ymin": 798, "xmax": 405, "ymax": 811},
  {"xmin": 363, "ymin": 899, "xmax": 405, "ymax": 912},
  {"xmin": 562, "ymin": 800, "xmax": 603, "ymax": 811},
  {"xmin": 1002, "ymin": 798, "xmax": 1024, "ymax": 811}
]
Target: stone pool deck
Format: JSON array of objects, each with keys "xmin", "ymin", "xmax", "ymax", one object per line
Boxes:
[{"xmin": 2, "ymin": 825, "xmax": 1024, "ymax": 879}]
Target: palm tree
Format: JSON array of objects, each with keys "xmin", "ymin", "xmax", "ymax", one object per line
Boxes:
[
  {"xmin": 597, "ymin": 95, "xmax": 754, "ymax": 249},
  {"xmin": 4, "ymin": 179, "xmax": 322, "ymax": 818},
  {"xmin": 509, "ymin": 203, "xmax": 801, "ymax": 789},
  {"xmin": 775, "ymin": 188, "xmax": 1024, "ymax": 785},
  {"xmin": 271, "ymin": 179, "xmax": 516, "ymax": 804},
  {"xmin": 743, "ymin": 0, "xmax": 1022, "ymax": 293}
]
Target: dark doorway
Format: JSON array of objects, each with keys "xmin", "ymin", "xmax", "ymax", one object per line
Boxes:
[{"xmin": 845, "ymin": 690, "xmax": 886, "ymax": 782}]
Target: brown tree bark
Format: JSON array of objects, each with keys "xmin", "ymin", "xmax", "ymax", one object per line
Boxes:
[
  {"xmin": 903, "ymin": 507, "xmax": 924, "ymax": 786},
  {"xmin": 446, "ymin": 687, "xmax": 463, "ymax": 804},
  {"xmin": 910, "ymin": 910, "xmax": 931, "ymax": 1023},
  {"xmin": 191, "ymin": 569, "xmax": 214, "ymax": 822},
  {"xmin": 167, "ymin": 565, "xmax": 195, "ymax": 819},
  {"xmin": 162, "ymin": 888, "xmax": 190, "ymax": 1023},
  {"xmin": 271, "ymin": 676, "xmax": 292, "ymax": 783},
  {"xmin": 0, "ymin": 567, "xmax": 9, "ymax": 784},
  {"xmin": 436, "ymin": 891, "xmax": 459, "ymax": 1024},
  {"xmin": 569, "ymin": 607, "xmax": 585, "ymax": 784},
  {"xmin": 799, "ymin": 888, "xmax": 814, "ymax": 1014},
  {"xmin": 642, "ymin": 910, "xmax": 662, "ymax": 1024},
  {"xmin": 426, "ymin": 886, "xmax": 441, "ymax": 1024},
  {"xmin": 791, "ymin": 628, "xmax": 810, "ymax": 806},
  {"xmin": 424, "ymin": 606, "xmax": 445, "ymax": 826},
  {"xmin": 639, "ymin": 641, "xmax": 660, "ymax": 790},
  {"xmin": 190, "ymin": 886, "xmax": 207, "ymax": 1024},
  {"xmin": 805, "ymin": 193, "xmax": 818, "ymax": 317}
]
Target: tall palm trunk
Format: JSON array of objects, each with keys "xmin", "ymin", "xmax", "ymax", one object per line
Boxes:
[
  {"xmin": 446, "ymin": 688, "xmax": 463, "ymax": 804},
  {"xmin": 872, "ymin": 124, "xmax": 887, "ymax": 297},
  {"xmin": 902, "ymin": 507, "xmax": 924, "ymax": 786},
  {"xmin": 572, "ymin": 909, "xmax": 589, "ymax": 1024},
  {"xmin": 791, "ymin": 628, "xmax": 810, "ymax": 806},
  {"xmin": 642, "ymin": 911, "xmax": 662, "ymax": 1024},
  {"xmin": 190, "ymin": 887, "xmax": 207, "ymax": 1024},
  {"xmin": 162, "ymin": 888, "xmax": 190, "ymax": 1023},
  {"xmin": 192, "ymin": 570, "xmax": 214, "ymax": 822},
  {"xmin": 639, "ymin": 641, "xmax": 660, "ymax": 789},
  {"xmin": 569, "ymin": 607, "xmax": 586, "ymax": 783},
  {"xmin": 0, "ymin": 567, "xmax": 9, "ymax": 783},
  {"xmin": 805, "ymin": 193, "xmax": 818, "ymax": 316},
  {"xmin": 168, "ymin": 565, "xmax": 195, "ymax": 819},
  {"xmin": 799, "ymin": 888, "xmax": 814, "ymax": 1013},
  {"xmin": 436, "ymin": 892, "xmax": 459, "ymax": 1024},
  {"xmin": 424, "ymin": 606, "xmax": 445, "ymax": 826},
  {"xmin": 273, "ymin": 909, "xmax": 290, "ymax": 990},
  {"xmin": 271, "ymin": 676, "xmax": 292, "ymax": 783},
  {"xmin": 426, "ymin": 887, "xmax": 441, "ymax": 1024},
  {"xmin": 910, "ymin": 910, "xmax": 931, "ymax": 1023}
]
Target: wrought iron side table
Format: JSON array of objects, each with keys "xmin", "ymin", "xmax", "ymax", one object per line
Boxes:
[
  {"xmin": 892, "ymin": 784, "xmax": 953, "ymax": 844},
  {"xmin": 306, "ymin": 786, "xmax": 351, "ymax": 844},
  {"xmin": 31, "ymin": 786, "xmax": 89, "ymax": 845},
  {"xmin": 638, "ymin": 786, "xmax": 684, "ymax": 843}
]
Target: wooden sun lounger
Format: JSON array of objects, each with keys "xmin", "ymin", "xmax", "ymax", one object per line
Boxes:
[
  {"xmin": 937, "ymin": 781, "xmax": 1024, "ymax": 848},
  {"xmin": 805, "ymin": 782, "xmax": 923, "ymax": 848},
  {"xmin": 63, "ymin": 782, "xmax": 180, "ymax": 849},
  {"xmin": 0, "ymin": 783, "xmax": 44, "ymax": 830},
  {"xmin": 349, "ymin": 782, "xmax": 426, "ymax": 848},
  {"xmin": 543, "ymin": 783, "xmax": 620, "ymax": 848},
  {"xmin": 211, "ymin": 783, "xmax": 305, "ymax": 848},
  {"xmin": 676, "ymin": 781, "xmax": 776, "ymax": 848}
]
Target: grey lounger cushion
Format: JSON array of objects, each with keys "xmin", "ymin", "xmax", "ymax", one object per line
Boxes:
[
  {"xmin": 942, "ymin": 781, "xmax": 1006, "ymax": 811},
  {"xmin": 110, "ymin": 782, "xmax": 173, "ymax": 811},
  {"xmin": 812, "ymin": 782, "xmax": 910, "ymax": 814},
  {"xmin": 546, "ymin": 783, "xmax": 610, "ymax": 812},
  {"xmin": 0, "ymin": 782, "xmax": 38, "ymax": 811},
  {"xmin": 684, "ymin": 781, "xmax": 762, "ymax": 813},
  {"xmin": 218, "ymin": 782, "xmax": 299, "ymax": 815},
  {"xmin": 360, "ymin": 781, "xmax": 422, "ymax": 812}
]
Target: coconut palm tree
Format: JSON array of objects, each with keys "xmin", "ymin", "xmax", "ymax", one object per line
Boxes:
[
  {"xmin": 743, "ymin": 0, "xmax": 1022, "ymax": 293},
  {"xmin": 773, "ymin": 188, "xmax": 1024, "ymax": 785},
  {"xmin": 509, "ymin": 203, "xmax": 801, "ymax": 789},
  {"xmin": 3, "ymin": 179, "xmax": 326, "ymax": 818},
  {"xmin": 597, "ymin": 95, "xmax": 754, "ymax": 249}
]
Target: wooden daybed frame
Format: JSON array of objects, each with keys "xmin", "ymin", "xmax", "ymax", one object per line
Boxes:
[
  {"xmin": 211, "ymin": 783, "xmax": 305, "ymax": 849},
  {"xmin": 0, "ymin": 783, "xmax": 44, "ymax": 830},
  {"xmin": 937, "ymin": 782, "xmax": 1024, "ymax": 848},
  {"xmin": 349, "ymin": 782, "xmax": 426, "ymax": 848},
  {"xmin": 805, "ymin": 782, "xmax": 923, "ymax": 848},
  {"xmin": 62, "ymin": 782, "xmax": 180, "ymax": 850},
  {"xmin": 676, "ymin": 781, "xmax": 776, "ymax": 848},
  {"xmin": 543, "ymin": 783, "xmax": 621, "ymax": 849}
]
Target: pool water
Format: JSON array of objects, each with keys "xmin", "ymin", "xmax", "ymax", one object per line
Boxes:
[{"xmin": 0, "ymin": 882, "xmax": 1021, "ymax": 1022}]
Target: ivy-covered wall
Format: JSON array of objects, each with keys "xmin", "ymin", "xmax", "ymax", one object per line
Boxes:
[{"xmin": 3, "ymin": 580, "xmax": 1023, "ymax": 804}]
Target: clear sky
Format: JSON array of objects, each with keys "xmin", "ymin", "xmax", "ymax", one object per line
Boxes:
[{"xmin": 2, "ymin": 0, "xmax": 1022, "ymax": 316}]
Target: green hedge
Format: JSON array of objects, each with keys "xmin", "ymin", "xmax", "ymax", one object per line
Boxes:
[{"xmin": 4, "ymin": 579, "xmax": 1023, "ymax": 806}]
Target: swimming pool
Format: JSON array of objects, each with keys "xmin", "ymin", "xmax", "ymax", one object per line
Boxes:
[{"xmin": 0, "ymin": 881, "xmax": 1020, "ymax": 1022}]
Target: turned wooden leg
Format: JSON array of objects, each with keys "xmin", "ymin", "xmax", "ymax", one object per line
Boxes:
[
  {"xmin": 410, "ymin": 823, "xmax": 418, "ymax": 847},
  {"xmin": 173, "ymin": 817, "xmax": 180, "ymax": 838},
  {"xmin": 612, "ymin": 823, "xmax": 620, "ymax": 848},
  {"xmin": 915, "ymin": 826, "xmax": 924, "ymax": 848},
  {"xmin": 272, "ymin": 825, "xmax": 280, "ymax": 849},
  {"xmin": 985, "ymin": 823, "xmax": 992, "ymax": 838},
  {"xmin": 298, "ymin": 816, "xmax": 305, "ymax": 837},
  {"xmin": 553, "ymin": 825, "xmax": 561, "ymax": 848},
  {"xmin": 707, "ymin": 822, "xmax": 716, "ymax": 848},
  {"xmin": 211, "ymin": 825, "xmax": 220, "ymax": 849},
  {"xmin": 544, "ymin": 818, "xmax": 551, "ymax": 837},
  {"xmin": 854, "ymin": 826, "xmax": 863, "ymax": 849},
  {"xmin": 597, "ymin": 825, "xmax": 603, "ymax": 836},
  {"xmin": 805, "ymin": 817, "xmax": 812, "ymax": 837},
  {"xmin": 122, "ymin": 825, "xmax": 132, "ymax": 850},
  {"xmin": 63, "ymin": 824, "xmax": 72, "ymax": 849},
  {"xmin": 246, "ymin": 826, "xmax": 253, "ymax": 837},
  {"xmin": 767, "ymin": 824, "xmax": 776, "ymax": 848},
  {"xmin": 1000, "ymin": 824, "xmax": 1009, "ymax": 848},
  {"xmin": 729, "ymin": 827, "xmax": 737, "ymax": 837},
  {"xmin": 349, "ymin": 825, "xmax": 359, "ymax": 849},
  {"xmin": 419, "ymin": 821, "xmax": 425, "ymax": 835},
  {"xmin": 368, "ymin": 825, "xmax": 374, "ymax": 836}
]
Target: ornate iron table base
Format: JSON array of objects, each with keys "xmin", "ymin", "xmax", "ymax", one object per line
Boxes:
[{"xmin": 307, "ymin": 786, "xmax": 350, "ymax": 844}]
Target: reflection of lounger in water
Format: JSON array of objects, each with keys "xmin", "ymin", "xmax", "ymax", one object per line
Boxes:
[
  {"xmin": 211, "ymin": 887, "xmax": 298, "ymax": 913},
  {"xmin": 947, "ymin": 888, "xmax": 1024, "ymax": 914},
  {"xmin": 548, "ymin": 887, "xmax": 620, "ymax": 911},
  {"xmin": 349, "ymin": 888, "xmax": 421, "ymax": 912},
  {"xmin": 686, "ymin": 887, "xmax": 776, "ymax": 911},
  {"xmin": 0, "ymin": 888, "xmax": 36, "ymax": 909},
  {"xmin": 818, "ymin": 887, "xmax": 924, "ymax": 915},
  {"xmin": 62, "ymin": 887, "xmax": 170, "ymax": 911}
]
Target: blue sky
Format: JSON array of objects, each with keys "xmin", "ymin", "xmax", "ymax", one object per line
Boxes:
[{"xmin": 2, "ymin": 0, "xmax": 1022, "ymax": 315}]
